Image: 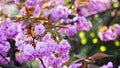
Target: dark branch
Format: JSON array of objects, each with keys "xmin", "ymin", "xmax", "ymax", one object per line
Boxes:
[
  {"xmin": 67, "ymin": 5, "xmax": 120, "ymax": 25},
  {"xmin": 7, "ymin": 39, "xmax": 18, "ymax": 65},
  {"xmin": 86, "ymin": 7, "xmax": 120, "ymax": 18},
  {"xmin": 0, "ymin": 53, "xmax": 10, "ymax": 64},
  {"xmin": 39, "ymin": 58, "xmax": 46, "ymax": 68}
]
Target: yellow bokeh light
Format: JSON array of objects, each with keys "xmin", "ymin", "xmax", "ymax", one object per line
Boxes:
[
  {"xmin": 113, "ymin": 2, "xmax": 119, "ymax": 8},
  {"xmin": 94, "ymin": 14, "xmax": 99, "ymax": 19},
  {"xmin": 90, "ymin": 32, "xmax": 95, "ymax": 38},
  {"xmin": 16, "ymin": 14, "xmax": 22, "ymax": 18},
  {"xmin": 81, "ymin": 38, "xmax": 87, "ymax": 45},
  {"xmin": 79, "ymin": 31, "xmax": 85, "ymax": 39},
  {"xmin": 100, "ymin": 45, "xmax": 107, "ymax": 52},
  {"xmin": 114, "ymin": 40, "xmax": 119, "ymax": 47},
  {"xmin": 92, "ymin": 38, "xmax": 98, "ymax": 44}
]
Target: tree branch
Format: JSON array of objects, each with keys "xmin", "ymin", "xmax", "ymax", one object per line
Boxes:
[
  {"xmin": 39, "ymin": 58, "xmax": 46, "ymax": 68},
  {"xmin": 0, "ymin": 53, "xmax": 10, "ymax": 64},
  {"xmin": 67, "ymin": 5, "xmax": 120, "ymax": 25},
  {"xmin": 7, "ymin": 39, "xmax": 18, "ymax": 65}
]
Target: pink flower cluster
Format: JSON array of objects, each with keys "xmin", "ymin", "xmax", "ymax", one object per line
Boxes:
[
  {"xmin": 79, "ymin": 0, "xmax": 111, "ymax": 17},
  {"xmin": 98, "ymin": 24, "xmax": 120, "ymax": 41},
  {"xmin": 100, "ymin": 61, "xmax": 113, "ymax": 68}
]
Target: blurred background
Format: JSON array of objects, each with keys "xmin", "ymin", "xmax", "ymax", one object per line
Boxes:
[{"xmin": 65, "ymin": 0, "xmax": 120, "ymax": 68}]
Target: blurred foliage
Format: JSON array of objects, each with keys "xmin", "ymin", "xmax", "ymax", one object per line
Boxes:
[
  {"xmin": 63, "ymin": 1, "xmax": 120, "ymax": 67},
  {"xmin": 68, "ymin": 10, "xmax": 120, "ymax": 68}
]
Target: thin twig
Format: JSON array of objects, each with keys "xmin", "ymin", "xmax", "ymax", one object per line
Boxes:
[
  {"xmin": 86, "ymin": 7, "xmax": 119, "ymax": 18},
  {"xmin": 67, "ymin": 5, "xmax": 120, "ymax": 25},
  {"xmin": 28, "ymin": 24, "xmax": 36, "ymax": 48},
  {"xmin": 0, "ymin": 53, "xmax": 10, "ymax": 64},
  {"xmin": 39, "ymin": 58, "xmax": 46, "ymax": 68}
]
